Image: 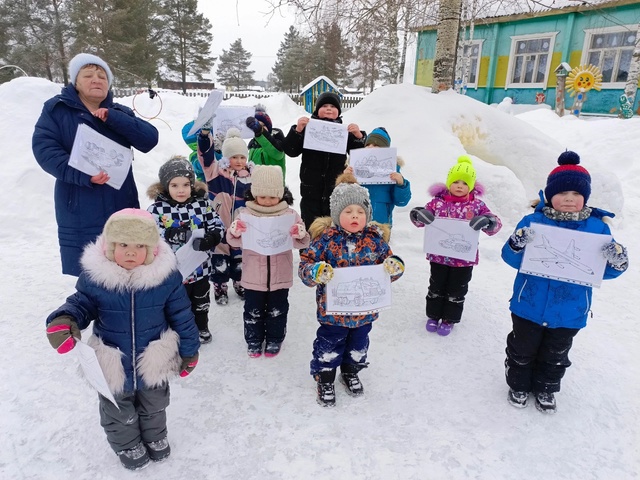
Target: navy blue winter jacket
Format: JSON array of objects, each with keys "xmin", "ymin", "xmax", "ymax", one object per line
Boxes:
[{"xmin": 32, "ymin": 84, "xmax": 159, "ymax": 276}]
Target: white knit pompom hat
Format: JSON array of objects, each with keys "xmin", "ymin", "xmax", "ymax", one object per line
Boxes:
[
  {"xmin": 222, "ymin": 127, "xmax": 248, "ymax": 159},
  {"xmin": 68, "ymin": 53, "xmax": 114, "ymax": 87}
]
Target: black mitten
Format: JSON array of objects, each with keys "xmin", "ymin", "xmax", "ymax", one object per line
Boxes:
[
  {"xmin": 192, "ymin": 230, "xmax": 222, "ymax": 251},
  {"xmin": 469, "ymin": 215, "xmax": 496, "ymax": 231},
  {"xmin": 246, "ymin": 116, "xmax": 263, "ymax": 136},
  {"xmin": 164, "ymin": 226, "xmax": 191, "ymax": 245}
]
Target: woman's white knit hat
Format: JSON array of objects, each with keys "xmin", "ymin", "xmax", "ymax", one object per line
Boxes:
[{"xmin": 68, "ymin": 53, "xmax": 114, "ymax": 87}]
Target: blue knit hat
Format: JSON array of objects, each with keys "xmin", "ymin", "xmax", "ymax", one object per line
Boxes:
[
  {"xmin": 68, "ymin": 53, "xmax": 113, "ymax": 87},
  {"xmin": 365, "ymin": 127, "xmax": 391, "ymax": 148},
  {"xmin": 545, "ymin": 151, "xmax": 591, "ymax": 203}
]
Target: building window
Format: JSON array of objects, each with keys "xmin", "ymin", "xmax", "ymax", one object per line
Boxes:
[
  {"xmin": 583, "ymin": 26, "xmax": 637, "ymax": 86},
  {"xmin": 507, "ymin": 33, "xmax": 557, "ymax": 88},
  {"xmin": 462, "ymin": 40, "xmax": 483, "ymax": 87}
]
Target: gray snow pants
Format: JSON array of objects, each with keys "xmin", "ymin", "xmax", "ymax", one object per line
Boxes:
[{"xmin": 98, "ymin": 385, "xmax": 170, "ymax": 453}]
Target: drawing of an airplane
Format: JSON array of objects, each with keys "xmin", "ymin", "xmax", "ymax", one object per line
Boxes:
[{"xmin": 530, "ymin": 234, "xmax": 594, "ymax": 275}]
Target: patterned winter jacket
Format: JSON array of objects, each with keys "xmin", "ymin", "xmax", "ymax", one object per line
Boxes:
[
  {"xmin": 147, "ymin": 181, "xmax": 225, "ymax": 283},
  {"xmin": 248, "ymin": 128, "xmax": 287, "ymax": 177},
  {"xmin": 299, "ymin": 218, "xmax": 404, "ymax": 328},
  {"xmin": 227, "ymin": 191, "xmax": 310, "ymax": 292},
  {"xmin": 32, "ymin": 84, "xmax": 159, "ymax": 276},
  {"xmin": 46, "ymin": 238, "xmax": 199, "ymax": 395},
  {"xmin": 361, "ymin": 157, "xmax": 412, "ymax": 225},
  {"xmin": 411, "ymin": 183, "xmax": 502, "ymax": 267},
  {"xmin": 502, "ymin": 191, "xmax": 627, "ymax": 329}
]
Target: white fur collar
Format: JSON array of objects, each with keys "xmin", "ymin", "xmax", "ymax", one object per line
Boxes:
[{"xmin": 81, "ymin": 237, "xmax": 177, "ymax": 291}]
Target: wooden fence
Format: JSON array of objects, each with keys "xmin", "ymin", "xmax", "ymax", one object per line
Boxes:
[{"xmin": 112, "ymin": 88, "xmax": 363, "ymax": 109}]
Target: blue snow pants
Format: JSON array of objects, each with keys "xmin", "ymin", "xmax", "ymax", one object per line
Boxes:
[{"xmin": 310, "ymin": 323, "xmax": 373, "ymax": 375}]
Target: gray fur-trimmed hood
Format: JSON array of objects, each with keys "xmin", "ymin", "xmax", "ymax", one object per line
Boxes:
[{"xmin": 81, "ymin": 236, "xmax": 177, "ymax": 291}]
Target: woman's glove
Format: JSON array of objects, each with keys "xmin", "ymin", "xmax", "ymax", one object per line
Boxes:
[
  {"xmin": 601, "ymin": 241, "xmax": 628, "ymax": 270},
  {"xmin": 508, "ymin": 227, "xmax": 535, "ymax": 251},
  {"xmin": 469, "ymin": 215, "xmax": 497, "ymax": 231},
  {"xmin": 179, "ymin": 353, "xmax": 199, "ymax": 377},
  {"xmin": 46, "ymin": 316, "xmax": 81, "ymax": 354},
  {"xmin": 383, "ymin": 256, "xmax": 405, "ymax": 276},
  {"xmin": 228, "ymin": 220, "xmax": 247, "ymax": 238},
  {"xmin": 410, "ymin": 207, "xmax": 435, "ymax": 226},
  {"xmin": 290, "ymin": 223, "xmax": 307, "ymax": 240},
  {"xmin": 311, "ymin": 262, "xmax": 334, "ymax": 284},
  {"xmin": 192, "ymin": 230, "xmax": 222, "ymax": 251}
]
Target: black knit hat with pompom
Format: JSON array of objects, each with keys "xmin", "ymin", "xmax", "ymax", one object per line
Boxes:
[{"xmin": 545, "ymin": 150, "xmax": 591, "ymax": 203}]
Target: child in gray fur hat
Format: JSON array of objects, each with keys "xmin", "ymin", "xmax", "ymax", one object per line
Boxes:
[
  {"xmin": 298, "ymin": 173, "xmax": 405, "ymax": 407},
  {"xmin": 46, "ymin": 208, "xmax": 199, "ymax": 470},
  {"xmin": 147, "ymin": 155, "xmax": 225, "ymax": 344}
]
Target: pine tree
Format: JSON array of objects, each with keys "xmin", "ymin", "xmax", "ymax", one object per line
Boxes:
[
  {"xmin": 216, "ymin": 38, "xmax": 255, "ymax": 91},
  {"xmin": 271, "ymin": 26, "xmax": 301, "ymax": 92},
  {"xmin": 161, "ymin": 0, "xmax": 215, "ymax": 93}
]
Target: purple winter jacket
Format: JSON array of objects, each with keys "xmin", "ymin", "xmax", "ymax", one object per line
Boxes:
[{"xmin": 411, "ymin": 182, "xmax": 502, "ymax": 267}]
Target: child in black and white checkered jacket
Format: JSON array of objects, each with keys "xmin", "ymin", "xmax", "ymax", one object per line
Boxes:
[{"xmin": 147, "ymin": 156, "xmax": 225, "ymax": 344}]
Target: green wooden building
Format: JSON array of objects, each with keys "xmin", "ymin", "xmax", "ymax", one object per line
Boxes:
[{"xmin": 414, "ymin": 0, "xmax": 640, "ymax": 115}]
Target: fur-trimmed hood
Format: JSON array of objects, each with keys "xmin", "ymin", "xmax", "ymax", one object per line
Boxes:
[
  {"xmin": 428, "ymin": 181, "xmax": 485, "ymax": 198},
  {"xmin": 81, "ymin": 236, "xmax": 177, "ymax": 291},
  {"xmin": 309, "ymin": 216, "xmax": 391, "ymax": 243},
  {"xmin": 146, "ymin": 180, "xmax": 209, "ymax": 202}
]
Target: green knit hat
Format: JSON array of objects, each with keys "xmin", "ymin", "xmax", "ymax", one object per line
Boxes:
[{"xmin": 446, "ymin": 155, "xmax": 476, "ymax": 190}]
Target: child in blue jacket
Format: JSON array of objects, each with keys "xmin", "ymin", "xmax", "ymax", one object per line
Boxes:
[
  {"xmin": 502, "ymin": 151, "xmax": 628, "ymax": 413},
  {"xmin": 46, "ymin": 209, "xmax": 199, "ymax": 470},
  {"xmin": 345, "ymin": 127, "xmax": 411, "ymax": 229}
]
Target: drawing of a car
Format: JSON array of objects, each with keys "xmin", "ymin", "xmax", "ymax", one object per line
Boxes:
[
  {"xmin": 439, "ymin": 234, "xmax": 472, "ymax": 253},
  {"xmin": 334, "ymin": 278, "xmax": 383, "ymax": 306}
]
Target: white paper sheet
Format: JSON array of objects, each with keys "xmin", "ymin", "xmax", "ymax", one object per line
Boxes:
[
  {"xmin": 174, "ymin": 229, "xmax": 209, "ymax": 280},
  {"xmin": 326, "ymin": 264, "xmax": 391, "ymax": 315},
  {"xmin": 422, "ymin": 218, "xmax": 480, "ymax": 262},
  {"xmin": 303, "ymin": 118, "xmax": 348, "ymax": 154},
  {"xmin": 212, "ymin": 106, "xmax": 255, "ymax": 139},
  {"xmin": 239, "ymin": 213, "xmax": 296, "ymax": 255},
  {"xmin": 520, "ymin": 222, "xmax": 611, "ymax": 287},
  {"xmin": 68, "ymin": 123, "xmax": 133, "ymax": 190},
  {"xmin": 349, "ymin": 147, "xmax": 397, "ymax": 185},
  {"xmin": 73, "ymin": 341, "xmax": 119, "ymax": 408},
  {"xmin": 187, "ymin": 89, "xmax": 225, "ymax": 136}
]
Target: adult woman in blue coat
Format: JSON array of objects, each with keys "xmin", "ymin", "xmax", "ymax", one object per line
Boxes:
[{"xmin": 32, "ymin": 53, "xmax": 159, "ymax": 276}]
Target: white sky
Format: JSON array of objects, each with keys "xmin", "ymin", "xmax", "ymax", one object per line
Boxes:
[
  {"xmin": 199, "ymin": 0, "xmax": 297, "ymax": 82},
  {"xmin": 2, "ymin": 77, "xmax": 639, "ymax": 479}
]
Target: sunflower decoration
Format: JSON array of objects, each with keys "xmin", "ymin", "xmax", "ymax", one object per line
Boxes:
[{"xmin": 566, "ymin": 64, "xmax": 603, "ymax": 97}]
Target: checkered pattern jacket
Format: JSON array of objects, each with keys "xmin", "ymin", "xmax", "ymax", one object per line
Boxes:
[{"xmin": 147, "ymin": 181, "xmax": 224, "ymax": 283}]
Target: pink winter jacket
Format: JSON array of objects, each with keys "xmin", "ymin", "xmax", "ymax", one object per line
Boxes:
[
  {"xmin": 415, "ymin": 182, "xmax": 502, "ymax": 267},
  {"xmin": 227, "ymin": 201, "xmax": 310, "ymax": 292}
]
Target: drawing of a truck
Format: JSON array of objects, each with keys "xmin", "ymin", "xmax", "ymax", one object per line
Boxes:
[
  {"xmin": 334, "ymin": 278, "xmax": 383, "ymax": 306},
  {"xmin": 354, "ymin": 155, "xmax": 393, "ymax": 178}
]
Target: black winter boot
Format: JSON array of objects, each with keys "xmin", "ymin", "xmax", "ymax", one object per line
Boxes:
[
  {"xmin": 340, "ymin": 363, "xmax": 365, "ymax": 397},
  {"xmin": 315, "ymin": 369, "xmax": 336, "ymax": 407}
]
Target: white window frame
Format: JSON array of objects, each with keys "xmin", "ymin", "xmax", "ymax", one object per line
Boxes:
[
  {"xmin": 581, "ymin": 25, "xmax": 639, "ymax": 89},
  {"xmin": 506, "ymin": 32, "xmax": 558, "ymax": 89},
  {"xmin": 462, "ymin": 39, "xmax": 484, "ymax": 89}
]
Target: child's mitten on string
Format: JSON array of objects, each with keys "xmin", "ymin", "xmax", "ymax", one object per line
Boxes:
[
  {"xmin": 311, "ymin": 262, "xmax": 334, "ymax": 284},
  {"xmin": 601, "ymin": 241, "xmax": 629, "ymax": 270},
  {"xmin": 509, "ymin": 227, "xmax": 535, "ymax": 251},
  {"xmin": 383, "ymin": 256, "xmax": 405, "ymax": 276}
]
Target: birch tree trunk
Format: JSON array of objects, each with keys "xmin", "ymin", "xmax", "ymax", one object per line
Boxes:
[
  {"xmin": 432, "ymin": 0, "xmax": 462, "ymax": 93},
  {"xmin": 621, "ymin": 24, "xmax": 640, "ymax": 118}
]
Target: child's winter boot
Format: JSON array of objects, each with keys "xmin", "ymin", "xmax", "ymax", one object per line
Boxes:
[
  {"xmin": 233, "ymin": 280, "xmax": 245, "ymax": 299},
  {"xmin": 315, "ymin": 369, "xmax": 336, "ymax": 407},
  {"xmin": 426, "ymin": 318, "xmax": 439, "ymax": 332},
  {"xmin": 214, "ymin": 282, "xmax": 228, "ymax": 305},
  {"xmin": 247, "ymin": 342, "xmax": 263, "ymax": 358},
  {"xmin": 340, "ymin": 363, "xmax": 365, "ymax": 396},
  {"xmin": 507, "ymin": 389, "xmax": 529, "ymax": 408},
  {"xmin": 117, "ymin": 441, "xmax": 150, "ymax": 470},
  {"xmin": 145, "ymin": 436, "xmax": 171, "ymax": 462},
  {"xmin": 264, "ymin": 342, "xmax": 282, "ymax": 357},
  {"xmin": 437, "ymin": 321, "xmax": 454, "ymax": 336},
  {"xmin": 199, "ymin": 328, "xmax": 212, "ymax": 344},
  {"xmin": 534, "ymin": 391, "xmax": 557, "ymax": 414}
]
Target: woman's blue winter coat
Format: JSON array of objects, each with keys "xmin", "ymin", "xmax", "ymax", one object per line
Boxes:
[{"xmin": 32, "ymin": 84, "xmax": 158, "ymax": 276}]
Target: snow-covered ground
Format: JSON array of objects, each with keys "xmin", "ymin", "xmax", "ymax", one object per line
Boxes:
[{"xmin": 1, "ymin": 78, "xmax": 638, "ymax": 479}]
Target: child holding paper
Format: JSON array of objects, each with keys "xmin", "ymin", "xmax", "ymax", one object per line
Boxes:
[
  {"xmin": 46, "ymin": 208, "xmax": 199, "ymax": 470},
  {"xmin": 227, "ymin": 166, "xmax": 310, "ymax": 357},
  {"xmin": 502, "ymin": 151, "xmax": 628, "ymax": 413},
  {"xmin": 283, "ymin": 92, "xmax": 366, "ymax": 229},
  {"xmin": 409, "ymin": 155, "xmax": 502, "ymax": 336},
  {"xmin": 299, "ymin": 174, "xmax": 404, "ymax": 407},
  {"xmin": 147, "ymin": 156, "xmax": 225, "ymax": 344},
  {"xmin": 344, "ymin": 127, "xmax": 411, "ymax": 227}
]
